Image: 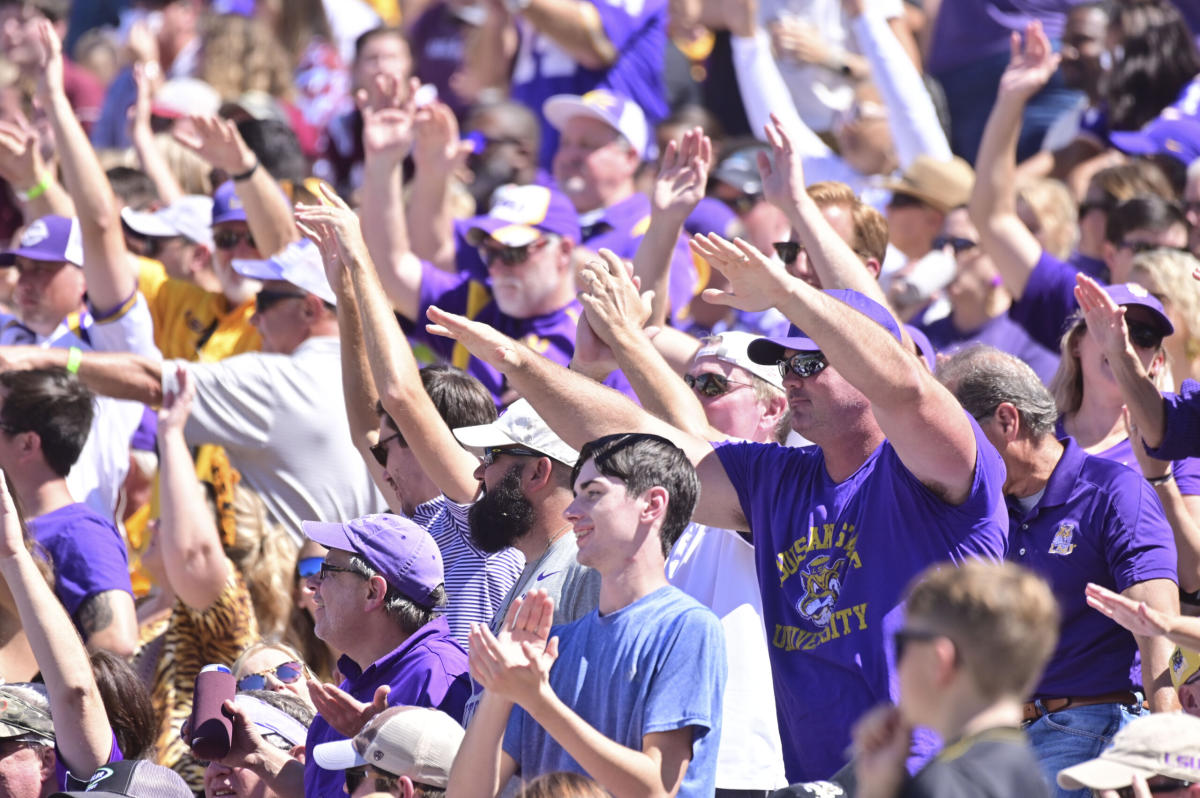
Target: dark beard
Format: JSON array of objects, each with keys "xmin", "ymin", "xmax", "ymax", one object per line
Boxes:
[{"xmin": 468, "ymin": 464, "xmax": 535, "ymax": 553}]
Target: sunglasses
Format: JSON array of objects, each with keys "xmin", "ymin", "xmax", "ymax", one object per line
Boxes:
[
  {"xmin": 481, "ymin": 445, "xmax": 544, "ymax": 467},
  {"xmin": 255, "ymin": 288, "xmax": 308, "ymax": 314},
  {"xmin": 296, "ymin": 556, "xmax": 323, "ymax": 579},
  {"xmin": 715, "ymin": 192, "xmax": 763, "ymax": 215},
  {"xmin": 932, "ymin": 235, "xmax": 978, "ymax": 254},
  {"xmin": 1118, "ymin": 240, "xmax": 1192, "ymax": 256},
  {"xmin": 777, "ymin": 351, "xmax": 828, "ymax": 380},
  {"xmin": 1116, "ymin": 778, "xmax": 1193, "ymax": 797},
  {"xmin": 893, "ymin": 628, "xmax": 955, "ymax": 661},
  {"xmin": 346, "ymin": 766, "xmax": 398, "ymax": 794},
  {"xmin": 212, "ymin": 230, "xmax": 257, "ymax": 251},
  {"xmin": 772, "ymin": 241, "xmax": 802, "ymax": 264},
  {"xmin": 480, "ymin": 236, "xmax": 550, "ymax": 266},
  {"xmin": 1126, "ymin": 320, "xmax": 1164, "ymax": 350},
  {"xmin": 235, "ymin": 660, "xmax": 305, "ymax": 691},
  {"xmin": 683, "ymin": 372, "xmax": 754, "ymax": 397},
  {"xmin": 369, "ymin": 431, "xmax": 404, "ymax": 467}
]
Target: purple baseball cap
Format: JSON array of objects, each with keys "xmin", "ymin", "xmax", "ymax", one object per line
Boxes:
[
  {"xmin": 302, "ymin": 514, "xmax": 444, "ymax": 605},
  {"xmin": 465, "ymin": 184, "xmax": 581, "ymax": 247},
  {"xmin": 1105, "ymin": 282, "xmax": 1174, "ymax": 337},
  {"xmin": 0, "ymin": 216, "xmax": 83, "ymax": 267},
  {"xmin": 747, "ymin": 289, "xmax": 903, "ymax": 365},
  {"xmin": 1110, "ymin": 114, "xmax": 1200, "ymax": 166},
  {"xmin": 212, "ymin": 181, "xmax": 248, "ymax": 225}
]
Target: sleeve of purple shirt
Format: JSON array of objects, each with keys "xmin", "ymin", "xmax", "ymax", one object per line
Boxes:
[
  {"xmin": 589, "ymin": 0, "xmax": 658, "ymax": 51},
  {"xmin": 1102, "ymin": 470, "xmax": 1179, "ymax": 592},
  {"xmin": 1146, "ymin": 380, "xmax": 1200, "ymax": 462},
  {"xmin": 1007, "ymin": 250, "xmax": 1081, "ymax": 352},
  {"xmin": 411, "ymin": 259, "xmax": 475, "ymax": 360}
]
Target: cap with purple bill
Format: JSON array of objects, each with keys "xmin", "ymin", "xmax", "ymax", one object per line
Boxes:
[
  {"xmin": 1105, "ymin": 282, "xmax": 1174, "ymax": 338},
  {"xmin": 465, "ymin": 184, "xmax": 581, "ymax": 247},
  {"xmin": 302, "ymin": 514, "xmax": 444, "ymax": 606},
  {"xmin": 543, "ymin": 89, "xmax": 649, "ymax": 159},
  {"xmin": 212, "ymin": 181, "xmax": 248, "ymax": 226},
  {"xmin": 0, "ymin": 216, "xmax": 83, "ymax": 267},
  {"xmin": 747, "ymin": 289, "xmax": 903, "ymax": 366},
  {"xmin": 49, "ymin": 759, "xmax": 193, "ymax": 798},
  {"xmin": 1110, "ymin": 112, "xmax": 1200, "ymax": 166},
  {"xmin": 232, "ymin": 239, "xmax": 336, "ymax": 306}
]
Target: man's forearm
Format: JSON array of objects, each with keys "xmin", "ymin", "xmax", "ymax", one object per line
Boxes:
[
  {"xmin": 243, "ymin": 745, "xmax": 305, "ymax": 798},
  {"xmin": 1129, "ymin": 578, "xmax": 1182, "ymax": 712},
  {"xmin": 237, "ymin": 169, "xmax": 300, "ymax": 258},
  {"xmin": 607, "ymin": 325, "xmax": 716, "ymax": 440},
  {"xmin": 361, "ymin": 160, "xmax": 421, "ymax": 318},
  {"xmin": 635, "ymin": 214, "xmax": 687, "ymax": 328},
  {"xmin": 447, "ymin": 691, "xmax": 516, "ymax": 798},
  {"xmin": 77, "ymin": 350, "xmax": 165, "ymax": 405},
  {"xmin": 335, "ymin": 271, "xmax": 381, "ymax": 447},
  {"xmin": 524, "ymin": 0, "xmax": 616, "ymax": 70},
  {"xmin": 407, "ymin": 167, "xmax": 457, "ymax": 271},
  {"xmin": 970, "ymin": 94, "xmax": 1025, "ymax": 222},
  {"xmin": 464, "ymin": 10, "xmax": 514, "ymax": 94}
]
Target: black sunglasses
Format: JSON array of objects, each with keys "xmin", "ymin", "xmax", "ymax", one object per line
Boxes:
[
  {"xmin": 777, "ymin": 352, "xmax": 828, "ymax": 380},
  {"xmin": 346, "ymin": 766, "xmax": 399, "ymax": 794},
  {"xmin": 481, "ymin": 445, "xmax": 544, "ymax": 466},
  {"xmin": 1126, "ymin": 320, "xmax": 1164, "ymax": 350},
  {"xmin": 893, "ymin": 628, "xmax": 946, "ymax": 661},
  {"xmin": 213, "ymin": 230, "xmax": 257, "ymax": 251},
  {"xmin": 1118, "ymin": 240, "xmax": 1191, "ymax": 256},
  {"xmin": 255, "ymin": 288, "xmax": 308, "ymax": 314},
  {"xmin": 683, "ymin": 372, "xmax": 754, "ymax": 397},
  {"xmin": 772, "ymin": 241, "xmax": 802, "ymax": 264},
  {"xmin": 235, "ymin": 660, "xmax": 305, "ymax": 691},
  {"xmin": 932, "ymin": 235, "xmax": 978, "ymax": 254},
  {"xmin": 369, "ymin": 431, "xmax": 404, "ymax": 467},
  {"xmin": 480, "ymin": 237, "xmax": 550, "ymax": 266},
  {"xmin": 1116, "ymin": 778, "xmax": 1193, "ymax": 797}
]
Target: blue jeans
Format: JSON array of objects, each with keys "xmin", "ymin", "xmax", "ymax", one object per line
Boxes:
[{"xmin": 1025, "ymin": 699, "xmax": 1146, "ymax": 798}]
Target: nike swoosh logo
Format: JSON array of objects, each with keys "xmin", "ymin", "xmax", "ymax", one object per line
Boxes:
[{"xmin": 536, "ymin": 571, "xmax": 560, "ymax": 582}]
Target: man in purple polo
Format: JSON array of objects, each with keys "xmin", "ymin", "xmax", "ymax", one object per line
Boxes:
[
  {"xmin": 300, "ymin": 514, "xmax": 470, "ymax": 798},
  {"xmin": 938, "ymin": 345, "xmax": 1179, "ymax": 796}
]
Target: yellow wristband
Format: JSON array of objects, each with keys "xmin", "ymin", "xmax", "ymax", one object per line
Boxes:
[
  {"xmin": 65, "ymin": 346, "xmax": 82, "ymax": 375},
  {"xmin": 18, "ymin": 173, "xmax": 52, "ymax": 202}
]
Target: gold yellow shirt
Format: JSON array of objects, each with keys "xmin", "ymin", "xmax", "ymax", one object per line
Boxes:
[{"xmin": 136, "ymin": 257, "xmax": 261, "ymax": 363}]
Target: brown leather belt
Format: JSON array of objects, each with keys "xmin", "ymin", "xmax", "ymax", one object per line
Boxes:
[{"xmin": 1022, "ymin": 691, "xmax": 1143, "ymax": 723}]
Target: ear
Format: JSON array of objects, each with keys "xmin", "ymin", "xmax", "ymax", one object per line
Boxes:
[
  {"xmin": 523, "ymin": 456, "xmax": 555, "ymax": 494},
  {"xmin": 1102, "ymin": 241, "xmax": 1117, "ymax": 270},
  {"xmin": 37, "ymin": 743, "xmax": 55, "ymax": 782},
  {"xmin": 931, "ymin": 637, "xmax": 959, "ymax": 686},
  {"xmin": 189, "ymin": 243, "xmax": 212, "ymax": 276},
  {"xmin": 863, "ymin": 257, "xmax": 882, "ymax": 280},
  {"xmin": 363, "ymin": 574, "xmax": 389, "ymax": 611},
  {"xmin": 993, "ymin": 402, "xmax": 1021, "ymax": 442},
  {"xmin": 758, "ymin": 393, "xmax": 789, "ymax": 440},
  {"xmin": 303, "ymin": 293, "xmax": 324, "ymax": 318},
  {"xmin": 638, "ymin": 485, "xmax": 669, "ymax": 525},
  {"xmin": 398, "ymin": 775, "xmax": 417, "ymax": 798}
]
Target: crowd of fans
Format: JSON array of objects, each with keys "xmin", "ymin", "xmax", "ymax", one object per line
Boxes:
[{"xmin": 1, "ymin": 0, "xmax": 1200, "ymax": 796}]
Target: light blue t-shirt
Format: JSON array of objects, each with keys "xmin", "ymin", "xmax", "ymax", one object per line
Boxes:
[{"xmin": 502, "ymin": 585, "xmax": 725, "ymax": 796}]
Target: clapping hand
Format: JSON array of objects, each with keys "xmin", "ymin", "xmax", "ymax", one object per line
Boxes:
[
  {"xmin": 691, "ymin": 233, "xmax": 791, "ymax": 313},
  {"xmin": 652, "ymin": 128, "xmax": 712, "ymax": 225},
  {"xmin": 468, "ymin": 590, "xmax": 559, "ymax": 708}
]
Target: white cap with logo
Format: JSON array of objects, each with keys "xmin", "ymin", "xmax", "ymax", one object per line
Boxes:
[
  {"xmin": 311, "ymin": 706, "xmax": 464, "ymax": 789},
  {"xmin": 1057, "ymin": 713, "xmax": 1200, "ymax": 791},
  {"xmin": 453, "ymin": 398, "xmax": 580, "ymax": 466},
  {"xmin": 694, "ymin": 331, "xmax": 785, "ymax": 390}
]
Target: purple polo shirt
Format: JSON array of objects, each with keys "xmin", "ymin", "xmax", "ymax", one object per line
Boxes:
[
  {"xmin": 928, "ymin": 0, "xmax": 1072, "ymax": 75},
  {"xmin": 510, "ymin": 0, "xmax": 669, "ymax": 167},
  {"xmin": 1076, "ymin": 75, "xmax": 1200, "ymax": 145},
  {"xmin": 580, "ymin": 192, "xmax": 702, "ymax": 326},
  {"xmin": 1056, "ymin": 418, "xmax": 1200, "ymax": 497},
  {"xmin": 713, "ymin": 415, "xmax": 1009, "ymax": 781},
  {"xmin": 1067, "ymin": 251, "xmax": 1107, "ymax": 281},
  {"xmin": 1007, "ymin": 438, "xmax": 1177, "ymax": 698},
  {"xmin": 1009, "ymin": 250, "xmax": 1085, "ymax": 353},
  {"xmin": 918, "ymin": 311, "xmax": 1060, "ymax": 385},
  {"xmin": 27, "ymin": 503, "xmax": 132, "ymax": 637},
  {"xmin": 1147, "ymin": 379, "xmax": 1200, "ymax": 461},
  {"xmin": 303, "ymin": 615, "xmax": 469, "ymax": 797}
]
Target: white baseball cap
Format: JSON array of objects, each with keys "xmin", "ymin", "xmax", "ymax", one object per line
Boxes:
[
  {"xmin": 453, "ymin": 398, "xmax": 579, "ymax": 466},
  {"xmin": 232, "ymin": 239, "xmax": 336, "ymax": 306},
  {"xmin": 543, "ymin": 89, "xmax": 649, "ymax": 159},
  {"xmin": 311, "ymin": 706, "xmax": 463, "ymax": 789},
  {"xmin": 1057, "ymin": 713, "xmax": 1200, "ymax": 791},
  {"xmin": 121, "ymin": 195, "xmax": 215, "ymax": 249},
  {"xmin": 694, "ymin": 331, "xmax": 784, "ymax": 390}
]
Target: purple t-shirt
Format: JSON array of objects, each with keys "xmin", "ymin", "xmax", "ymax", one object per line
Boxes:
[
  {"xmin": 918, "ymin": 311, "xmax": 1060, "ymax": 385},
  {"xmin": 1077, "ymin": 74, "xmax": 1200, "ymax": 144},
  {"xmin": 1008, "ymin": 439, "xmax": 1177, "ymax": 697},
  {"xmin": 28, "ymin": 503, "xmax": 132, "ymax": 634},
  {"xmin": 580, "ymin": 192, "xmax": 701, "ymax": 326},
  {"xmin": 1056, "ymin": 417, "xmax": 1200, "ymax": 497},
  {"xmin": 511, "ymin": 0, "xmax": 668, "ymax": 167},
  {"xmin": 58, "ymin": 731, "xmax": 123, "ymax": 789},
  {"xmin": 303, "ymin": 616, "xmax": 469, "ymax": 797},
  {"xmin": 928, "ymin": 0, "xmax": 1073, "ymax": 75},
  {"xmin": 1067, "ymin": 251, "xmax": 1107, "ymax": 281},
  {"xmin": 1009, "ymin": 250, "xmax": 1083, "ymax": 353},
  {"xmin": 1148, "ymin": 379, "xmax": 1200, "ymax": 461},
  {"xmin": 410, "ymin": 2, "xmax": 472, "ymax": 119},
  {"xmin": 713, "ymin": 417, "xmax": 1009, "ymax": 782}
]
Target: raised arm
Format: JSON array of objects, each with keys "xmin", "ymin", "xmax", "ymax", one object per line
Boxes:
[
  {"xmin": 1088, "ymin": 582, "xmax": 1200, "ymax": 653},
  {"xmin": 425, "ymin": 307, "xmax": 748, "ymax": 530},
  {"xmin": 515, "ymin": 0, "xmax": 620, "ymax": 70},
  {"xmin": 463, "ymin": 2, "xmax": 518, "ymax": 96},
  {"xmin": 297, "ymin": 192, "xmax": 482, "ymax": 503},
  {"xmin": 968, "ymin": 22, "xmax": 1058, "ymax": 300},
  {"xmin": 33, "ymin": 19, "xmax": 133, "ymax": 315},
  {"xmin": 128, "ymin": 63, "xmax": 183, "ymax": 206},
  {"xmin": 0, "ymin": 471, "xmax": 113, "ymax": 779},
  {"xmin": 407, "ymin": 101, "xmax": 473, "ymax": 271},
  {"xmin": 1123, "ymin": 578, "xmax": 1182, "ymax": 712},
  {"xmin": 358, "ymin": 75, "xmax": 425, "ymax": 320},
  {"xmin": 173, "ymin": 116, "xmax": 299, "ymax": 258},
  {"xmin": 694, "ymin": 234, "xmax": 978, "ymax": 502},
  {"xmin": 0, "ymin": 117, "xmax": 73, "ymax": 219}
]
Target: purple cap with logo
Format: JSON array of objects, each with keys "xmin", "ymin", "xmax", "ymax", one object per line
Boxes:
[
  {"xmin": 0, "ymin": 216, "xmax": 83, "ymax": 267},
  {"xmin": 465, "ymin": 184, "xmax": 581, "ymax": 247},
  {"xmin": 1105, "ymin": 282, "xmax": 1174, "ymax": 337},
  {"xmin": 747, "ymin": 289, "xmax": 903, "ymax": 365},
  {"xmin": 302, "ymin": 514, "xmax": 444, "ymax": 605},
  {"xmin": 1110, "ymin": 113, "xmax": 1200, "ymax": 166},
  {"xmin": 212, "ymin": 181, "xmax": 247, "ymax": 225}
]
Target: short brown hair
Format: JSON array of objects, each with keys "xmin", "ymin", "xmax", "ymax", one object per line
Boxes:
[
  {"xmin": 806, "ymin": 181, "xmax": 888, "ymax": 266},
  {"xmin": 905, "ymin": 560, "xmax": 1059, "ymax": 701}
]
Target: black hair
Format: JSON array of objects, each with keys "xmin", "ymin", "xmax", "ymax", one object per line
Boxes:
[
  {"xmin": 235, "ymin": 119, "xmax": 307, "ymax": 185},
  {"xmin": 375, "ymin": 364, "xmax": 497, "ymax": 445},
  {"xmin": 90, "ymin": 650, "xmax": 157, "ymax": 760},
  {"xmin": 1104, "ymin": 194, "xmax": 1187, "ymax": 244},
  {"xmin": 106, "ymin": 167, "xmax": 160, "ymax": 211},
  {"xmin": 1105, "ymin": 0, "xmax": 1200, "ymax": 131},
  {"xmin": 0, "ymin": 369, "xmax": 95, "ymax": 477}
]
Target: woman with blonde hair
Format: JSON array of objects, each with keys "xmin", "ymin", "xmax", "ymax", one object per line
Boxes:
[
  {"xmin": 232, "ymin": 639, "xmax": 316, "ymax": 709},
  {"xmin": 1126, "ymin": 248, "xmax": 1200, "ymax": 387}
]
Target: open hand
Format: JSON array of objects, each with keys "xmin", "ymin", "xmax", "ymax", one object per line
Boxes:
[
  {"xmin": 759, "ymin": 113, "xmax": 807, "ymax": 215},
  {"xmin": 31, "ymin": 19, "xmax": 64, "ymax": 101},
  {"xmin": 469, "ymin": 590, "xmax": 559, "ymax": 707},
  {"xmin": 426, "ymin": 306, "xmax": 527, "ymax": 372},
  {"xmin": 0, "ymin": 470, "xmax": 23, "ymax": 560},
  {"xmin": 1085, "ymin": 582, "xmax": 1173, "ymax": 638},
  {"xmin": 173, "ymin": 116, "xmax": 257, "ymax": 175},
  {"xmin": 412, "ymin": 100, "xmax": 473, "ymax": 175},
  {"xmin": 308, "ymin": 682, "xmax": 389, "ymax": 739},
  {"xmin": 294, "ymin": 184, "xmax": 370, "ymax": 274},
  {"xmin": 358, "ymin": 75, "xmax": 421, "ymax": 166},
  {"xmin": 652, "ymin": 128, "xmax": 711, "ymax": 224},
  {"xmin": 1074, "ymin": 273, "xmax": 1130, "ymax": 357},
  {"xmin": 576, "ymin": 249, "xmax": 654, "ymax": 347},
  {"xmin": 998, "ymin": 21, "xmax": 1061, "ymax": 101},
  {"xmin": 158, "ymin": 366, "xmax": 195, "ymax": 435},
  {"xmin": 691, "ymin": 233, "xmax": 791, "ymax": 312},
  {"xmin": 0, "ymin": 119, "xmax": 42, "ymax": 190}
]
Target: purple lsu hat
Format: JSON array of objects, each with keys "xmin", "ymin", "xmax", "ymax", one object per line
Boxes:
[
  {"xmin": 302, "ymin": 514, "xmax": 444, "ymax": 605},
  {"xmin": 0, "ymin": 216, "xmax": 84, "ymax": 267},
  {"xmin": 465, "ymin": 183, "xmax": 582, "ymax": 247},
  {"xmin": 1110, "ymin": 113, "xmax": 1200, "ymax": 166},
  {"xmin": 748, "ymin": 289, "xmax": 903, "ymax": 365},
  {"xmin": 1105, "ymin": 282, "xmax": 1174, "ymax": 337},
  {"xmin": 212, "ymin": 181, "xmax": 248, "ymax": 225}
]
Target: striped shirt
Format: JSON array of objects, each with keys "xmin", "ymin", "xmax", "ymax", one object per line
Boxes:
[{"xmin": 411, "ymin": 495, "xmax": 525, "ymax": 645}]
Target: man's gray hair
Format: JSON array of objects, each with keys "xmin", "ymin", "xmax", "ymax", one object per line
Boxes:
[{"xmin": 936, "ymin": 344, "xmax": 1058, "ymax": 437}]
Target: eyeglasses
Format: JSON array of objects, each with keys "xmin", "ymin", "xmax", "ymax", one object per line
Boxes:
[
  {"xmin": 1117, "ymin": 240, "xmax": 1191, "ymax": 256},
  {"xmin": 254, "ymin": 288, "xmax": 308, "ymax": 314},
  {"xmin": 683, "ymin": 372, "xmax": 754, "ymax": 397},
  {"xmin": 235, "ymin": 660, "xmax": 305, "ymax": 691},
  {"xmin": 1079, "ymin": 319, "xmax": 1163, "ymax": 351},
  {"xmin": 481, "ymin": 445, "xmax": 544, "ymax": 467},
  {"xmin": 369, "ymin": 432, "xmax": 403, "ymax": 467},
  {"xmin": 932, "ymin": 235, "xmax": 978, "ymax": 254},
  {"xmin": 777, "ymin": 351, "xmax": 828, "ymax": 380},
  {"xmin": 772, "ymin": 241, "xmax": 802, "ymax": 264},
  {"xmin": 1116, "ymin": 778, "xmax": 1194, "ymax": 797},
  {"xmin": 893, "ymin": 628, "xmax": 945, "ymax": 661},
  {"xmin": 345, "ymin": 766, "xmax": 399, "ymax": 795},
  {"xmin": 480, "ymin": 236, "xmax": 550, "ymax": 266},
  {"xmin": 296, "ymin": 556, "xmax": 323, "ymax": 579},
  {"xmin": 317, "ymin": 561, "xmax": 367, "ymax": 581},
  {"xmin": 213, "ymin": 230, "xmax": 257, "ymax": 251},
  {"xmin": 715, "ymin": 192, "xmax": 763, "ymax": 216}
]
